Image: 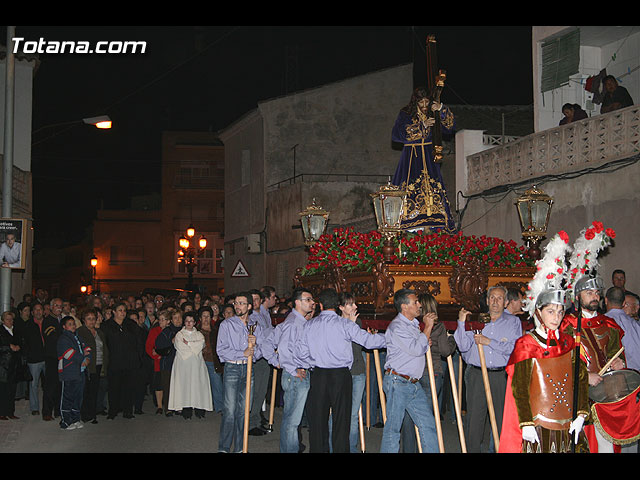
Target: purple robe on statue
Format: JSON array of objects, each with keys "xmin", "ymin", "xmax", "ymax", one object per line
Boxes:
[{"xmin": 391, "ymin": 104, "xmax": 456, "ymax": 232}]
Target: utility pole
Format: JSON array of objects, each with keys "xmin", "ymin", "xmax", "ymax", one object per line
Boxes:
[{"xmin": 1, "ymin": 26, "xmax": 16, "ymax": 313}]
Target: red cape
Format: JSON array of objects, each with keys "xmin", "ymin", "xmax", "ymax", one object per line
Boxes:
[{"xmin": 499, "ymin": 330, "xmax": 575, "ymax": 453}]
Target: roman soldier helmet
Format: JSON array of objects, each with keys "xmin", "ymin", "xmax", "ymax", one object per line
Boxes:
[
  {"xmin": 565, "ymin": 221, "xmax": 615, "ymax": 306},
  {"xmin": 523, "ymin": 231, "xmax": 572, "ymax": 320}
]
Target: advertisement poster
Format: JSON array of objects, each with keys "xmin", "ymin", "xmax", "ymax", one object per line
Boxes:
[{"xmin": 0, "ymin": 218, "xmax": 27, "ymax": 269}]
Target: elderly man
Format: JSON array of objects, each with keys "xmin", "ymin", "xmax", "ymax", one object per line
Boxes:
[
  {"xmin": 454, "ymin": 285, "xmax": 522, "ymax": 453},
  {"xmin": 602, "ymin": 286, "xmax": 640, "ymax": 453},
  {"xmin": 604, "ymin": 287, "xmax": 640, "ymax": 372},
  {"xmin": 623, "ymin": 293, "xmax": 640, "ymax": 321}
]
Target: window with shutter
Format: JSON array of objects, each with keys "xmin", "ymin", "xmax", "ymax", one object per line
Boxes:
[{"xmin": 541, "ymin": 28, "xmax": 580, "ymax": 93}]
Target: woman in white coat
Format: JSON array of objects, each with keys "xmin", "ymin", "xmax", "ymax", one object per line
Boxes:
[{"xmin": 168, "ymin": 311, "xmax": 213, "ymax": 419}]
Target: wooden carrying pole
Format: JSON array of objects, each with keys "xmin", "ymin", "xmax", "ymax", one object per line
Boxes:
[
  {"xmin": 426, "ymin": 351, "xmax": 445, "ymax": 452},
  {"xmin": 242, "ymin": 324, "xmax": 256, "ymax": 454},
  {"xmin": 242, "ymin": 357, "xmax": 253, "ymax": 453},
  {"xmin": 373, "ymin": 349, "xmax": 387, "ymax": 422},
  {"xmin": 458, "ymin": 357, "xmax": 463, "ymax": 407},
  {"xmin": 366, "ymin": 352, "xmax": 371, "ymax": 429},
  {"xmin": 267, "ymin": 366, "xmax": 278, "ymax": 431},
  {"xmin": 446, "ymin": 355, "xmax": 467, "ymax": 452},
  {"xmin": 477, "ymin": 343, "xmax": 500, "ymax": 451},
  {"xmin": 358, "ymin": 405, "xmax": 366, "ymax": 453}
]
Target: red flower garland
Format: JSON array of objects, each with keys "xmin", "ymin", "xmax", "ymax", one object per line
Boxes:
[{"xmin": 301, "ymin": 227, "xmax": 534, "ymax": 275}]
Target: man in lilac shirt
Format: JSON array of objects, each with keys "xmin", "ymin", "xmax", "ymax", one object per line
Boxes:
[
  {"xmin": 380, "ymin": 289, "xmax": 438, "ymax": 453},
  {"xmin": 296, "ymin": 288, "xmax": 386, "ymax": 453},
  {"xmin": 604, "ymin": 286, "xmax": 640, "ymax": 453},
  {"xmin": 605, "ymin": 287, "xmax": 640, "ymax": 371},
  {"xmin": 216, "ymin": 291, "xmax": 270, "ymax": 453},
  {"xmin": 453, "ymin": 285, "xmax": 521, "ymax": 453},
  {"xmin": 264, "ymin": 287, "xmax": 316, "ymax": 453},
  {"xmin": 247, "ymin": 287, "xmax": 277, "ymax": 436}
]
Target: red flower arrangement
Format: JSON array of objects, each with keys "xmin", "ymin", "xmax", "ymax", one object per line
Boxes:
[{"xmin": 301, "ymin": 227, "xmax": 534, "ymax": 275}]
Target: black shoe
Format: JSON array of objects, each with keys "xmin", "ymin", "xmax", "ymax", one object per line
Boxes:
[
  {"xmin": 248, "ymin": 427, "xmax": 267, "ymax": 436},
  {"xmin": 107, "ymin": 415, "xmax": 116, "ymax": 420},
  {"xmin": 91, "ymin": 419, "xmax": 99, "ymax": 424},
  {"xmin": 165, "ymin": 411, "xmax": 174, "ymax": 417},
  {"xmin": 134, "ymin": 409, "xmax": 144, "ymax": 415},
  {"xmin": 123, "ymin": 413, "xmax": 135, "ymax": 419}
]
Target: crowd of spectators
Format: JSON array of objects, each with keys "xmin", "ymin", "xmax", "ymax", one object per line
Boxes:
[{"xmin": 0, "ymin": 288, "xmax": 292, "ymax": 427}]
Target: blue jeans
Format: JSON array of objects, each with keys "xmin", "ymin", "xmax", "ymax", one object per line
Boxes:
[
  {"xmin": 350, "ymin": 374, "xmax": 366, "ymax": 452},
  {"xmin": 205, "ymin": 361, "xmax": 223, "ymax": 413},
  {"xmin": 401, "ymin": 372, "xmax": 444, "ymax": 452},
  {"xmin": 27, "ymin": 361, "xmax": 46, "ymax": 412},
  {"xmin": 380, "ymin": 372, "xmax": 439, "ymax": 453},
  {"xmin": 280, "ymin": 370, "xmax": 310, "ymax": 453},
  {"xmin": 219, "ymin": 362, "xmax": 253, "ymax": 453}
]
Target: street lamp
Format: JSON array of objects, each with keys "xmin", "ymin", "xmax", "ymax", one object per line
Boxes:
[
  {"xmin": 371, "ymin": 180, "xmax": 407, "ymax": 262},
  {"xmin": 515, "ymin": 185, "xmax": 554, "ymax": 261},
  {"xmin": 299, "ymin": 198, "xmax": 330, "ymax": 246},
  {"xmin": 32, "ymin": 115, "xmax": 113, "ymax": 147},
  {"xmin": 177, "ymin": 225, "xmax": 208, "ymax": 291},
  {"xmin": 90, "ymin": 254, "xmax": 98, "ymax": 293}
]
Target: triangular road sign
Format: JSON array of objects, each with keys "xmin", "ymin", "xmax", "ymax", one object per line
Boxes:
[{"xmin": 231, "ymin": 259, "xmax": 250, "ymax": 277}]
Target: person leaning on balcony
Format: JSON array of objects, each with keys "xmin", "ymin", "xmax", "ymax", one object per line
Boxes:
[
  {"xmin": 559, "ymin": 103, "xmax": 588, "ymax": 125},
  {"xmin": 600, "ymin": 75, "xmax": 634, "ymax": 114}
]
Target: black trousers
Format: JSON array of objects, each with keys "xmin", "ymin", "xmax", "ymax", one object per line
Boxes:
[
  {"xmin": 107, "ymin": 368, "xmax": 135, "ymax": 416},
  {"xmin": 42, "ymin": 357, "xmax": 61, "ymax": 417},
  {"xmin": 81, "ymin": 365, "xmax": 101, "ymax": 421},
  {"xmin": 464, "ymin": 365, "xmax": 507, "ymax": 453},
  {"xmin": 306, "ymin": 367, "xmax": 352, "ymax": 453},
  {"xmin": 0, "ymin": 381, "xmax": 17, "ymax": 416}
]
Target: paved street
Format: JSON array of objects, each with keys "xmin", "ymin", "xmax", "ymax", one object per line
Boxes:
[{"xmin": 0, "ymin": 393, "xmax": 474, "ymax": 454}]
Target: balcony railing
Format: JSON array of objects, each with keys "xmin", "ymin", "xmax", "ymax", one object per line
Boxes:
[{"xmin": 466, "ymin": 105, "xmax": 640, "ymax": 195}]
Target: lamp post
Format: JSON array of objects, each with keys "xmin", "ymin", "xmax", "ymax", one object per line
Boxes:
[
  {"xmin": 371, "ymin": 181, "xmax": 407, "ymax": 262},
  {"xmin": 177, "ymin": 224, "xmax": 207, "ymax": 291},
  {"xmin": 299, "ymin": 198, "xmax": 330, "ymax": 246},
  {"xmin": 90, "ymin": 254, "xmax": 98, "ymax": 293},
  {"xmin": 31, "ymin": 115, "xmax": 113, "ymax": 147},
  {"xmin": 515, "ymin": 185, "xmax": 554, "ymax": 261}
]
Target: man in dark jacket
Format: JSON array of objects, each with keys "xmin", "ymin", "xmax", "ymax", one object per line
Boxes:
[
  {"xmin": 22, "ymin": 303, "xmax": 47, "ymax": 416},
  {"xmin": 42, "ymin": 298, "xmax": 63, "ymax": 421},
  {"xmin": 57, "ymin": 316, "xmax": 91, "ymax": 430},
  {"xmin": 101, "ymin": 302, "xmax": 142, "ymax": 420}
]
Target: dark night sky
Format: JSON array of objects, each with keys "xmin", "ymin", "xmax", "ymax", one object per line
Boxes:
[{"xmin": 1, "ymin": 25, "xmax": 533, "ymax": 251}]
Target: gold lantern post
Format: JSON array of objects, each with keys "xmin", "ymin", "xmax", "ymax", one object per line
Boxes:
[
  {"xmin": 371, "ymin": 181, "xmax": 407, "ymax": 263},
  {"xmin": 299, "ymin": 198, "xmax": 330, "ymax": 247},
  {"xmin": 515, "ymin": 185, "xmax": 554, "ymax": 261},
  {"xmin": 177, "ymin": 225, "xmax": 208, "ymax": 291}
]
